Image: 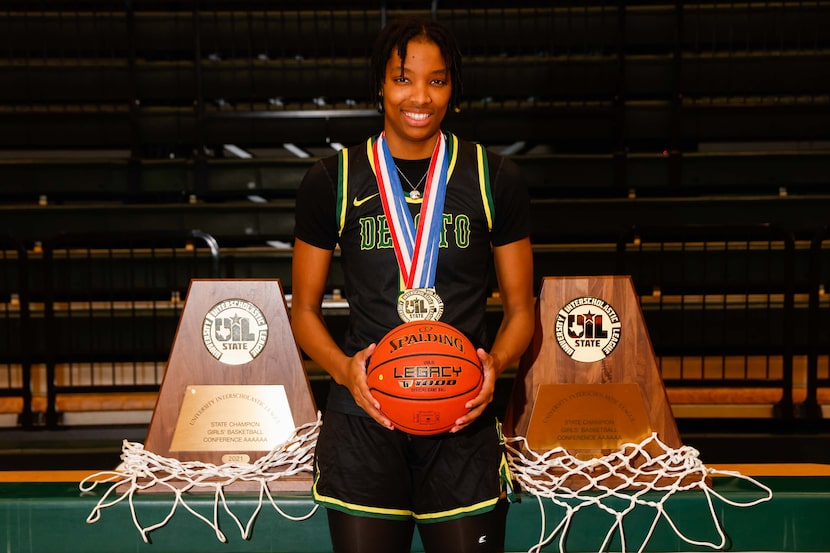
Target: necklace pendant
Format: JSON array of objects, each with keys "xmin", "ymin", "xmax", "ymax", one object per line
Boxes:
[{"xmin": 409, "ymin": 189, "xmax": 421, "ymax": 199}]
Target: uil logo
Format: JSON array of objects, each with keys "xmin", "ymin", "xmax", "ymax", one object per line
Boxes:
[
  {"xmin": 202, "ymin": 299, "xmax": 268, "ymax": 365},
  {"xmin": 554, "ymin": 296, "xmax": 621, "ymax": 362}
]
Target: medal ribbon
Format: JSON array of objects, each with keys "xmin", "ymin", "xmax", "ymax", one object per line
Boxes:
[{"xmin": 372, "ymin": 132, "xmax": 448, "ymax": 289}]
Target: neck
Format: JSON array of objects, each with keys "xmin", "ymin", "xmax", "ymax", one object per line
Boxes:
[{"xmin": 383, "ymin": 132, "xmax": 440, "ymax": 160}]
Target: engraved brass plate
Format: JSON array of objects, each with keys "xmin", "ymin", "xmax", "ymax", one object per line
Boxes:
[
  {"xmin": 170, "ymin": 385, "xmax": 296, "ymax": 452},
  {"xmin": 525, "ymin": 383, "xmax": 652, "ymax": 453}
]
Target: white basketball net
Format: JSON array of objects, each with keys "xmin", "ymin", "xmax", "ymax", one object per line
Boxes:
[
  {"xmin": 505, "ymin": 432, "xmax": 773, "ymax": 553},
  {"xmin": 80, "ymin": 413, "xmax": 322, "ymax": 544}
]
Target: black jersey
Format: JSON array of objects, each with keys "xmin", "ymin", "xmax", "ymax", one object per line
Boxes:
[{"xmin": 294, "ymin": 132, "xmax": 530, "ymax": 415}]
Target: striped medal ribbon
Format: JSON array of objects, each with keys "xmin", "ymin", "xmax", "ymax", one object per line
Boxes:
[{"xmin": 372, "ymin": 132, "xmax": 449, "ymax": 321}]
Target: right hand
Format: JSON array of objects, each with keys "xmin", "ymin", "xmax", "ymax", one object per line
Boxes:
[{"xmin": 340, "ymin": 343, "xmax": 394, "ymax": 430}]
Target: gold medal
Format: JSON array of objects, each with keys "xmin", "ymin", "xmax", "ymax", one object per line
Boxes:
[
  {"xmin": 397, "ymin": 288, "xmax": 444, "ymax": 322},
  {"xmin": 373, "ymin": 133, "xmax": 455, "ymax": 323}
]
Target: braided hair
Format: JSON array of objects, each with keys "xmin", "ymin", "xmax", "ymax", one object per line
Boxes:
[{"xmin": 371, "ymin": 15, "xmax": 463, "ymax": 113}]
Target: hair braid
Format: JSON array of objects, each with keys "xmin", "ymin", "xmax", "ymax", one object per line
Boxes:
[{"xmin": 371, "ymin": 15, "xmax": 463, "ymax": 113}]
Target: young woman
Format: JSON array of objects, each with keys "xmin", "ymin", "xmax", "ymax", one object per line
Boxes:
[{"xmin": 291, "ymin": 15, "xmax": 535, "ymax": 553}]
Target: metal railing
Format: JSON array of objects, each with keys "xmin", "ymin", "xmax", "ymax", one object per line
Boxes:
[
  {"xmin": 804, "ymin": 227, "xmax": 830, "ymax": 418},
  {"xmin": 37, "ymin": 229, "xmax": 219, "ymax": 426},
  {"xmin": 617, "ymin": 224, "xmax": 799, "ymax": 418},
  {"xmin": 0, "ymin": 235, "xmax": 33, "ymax": 427}
]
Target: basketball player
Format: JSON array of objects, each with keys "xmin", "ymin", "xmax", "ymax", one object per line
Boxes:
[{"xmin": 291, "ymin": 15, "xmax": 535, "ymax": 553}]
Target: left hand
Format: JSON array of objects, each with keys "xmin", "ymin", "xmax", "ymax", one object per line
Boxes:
[{"xmin": 450, "ymin": 348, "xmax": 499, "ymax": 432}]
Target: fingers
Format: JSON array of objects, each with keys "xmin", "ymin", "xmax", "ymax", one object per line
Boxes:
[
  {"xmin": 349, "ymin": 343, "xmax": 395, "ymax": 430},
  {"xmin": 451, "ymin": 348, "xmax": 496, "ymax": 432}
]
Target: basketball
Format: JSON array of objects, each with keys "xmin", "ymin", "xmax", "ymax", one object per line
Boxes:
[{"xmin": 367, "ymin": 320, "xmax": 484, "ymax": 435}]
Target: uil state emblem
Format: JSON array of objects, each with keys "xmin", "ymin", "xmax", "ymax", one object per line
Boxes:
[
  {"xmin": 202, "ymin": 299, "xmax": 269, "ymax": 365},
  {"xmin": 554, "ymin": 296, "xmax": 622, "ymax": 363}
]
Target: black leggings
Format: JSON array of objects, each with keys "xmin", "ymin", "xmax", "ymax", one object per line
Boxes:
[{"xmin": 327, "ymin": 500, "xmax": 509, "ymax": 553}]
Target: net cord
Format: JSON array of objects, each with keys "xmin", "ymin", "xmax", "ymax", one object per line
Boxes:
[
  {"xmin": 80, "ymin": 413, "xmax": 322, "ymax": 543},
  {"xmin": 505, "ymin": 432, "xmax": 773, "ymax": 553}
]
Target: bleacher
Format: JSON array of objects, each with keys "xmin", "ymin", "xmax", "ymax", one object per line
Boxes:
[{"xmin": 1, "ymin": 1, "xmax": 830, "ymax": 440}]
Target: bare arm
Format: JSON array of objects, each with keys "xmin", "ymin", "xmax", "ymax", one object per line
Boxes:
[
  {"xmin": 452, "ymin": 236, "xmax": 536, "ymax": 431},
  {"xmin": 290, "ymin": 238, "xmax": 392, "ymax": 429}
]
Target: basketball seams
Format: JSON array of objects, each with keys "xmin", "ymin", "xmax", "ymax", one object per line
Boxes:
[{"xmin": 368, "ymin": 351, "xmax": 480, "ymax": 366}]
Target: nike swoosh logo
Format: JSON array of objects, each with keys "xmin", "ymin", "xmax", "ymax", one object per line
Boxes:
[{"xmin": 353, "ymin": 193, "xmax": 379, "ymax": 207}]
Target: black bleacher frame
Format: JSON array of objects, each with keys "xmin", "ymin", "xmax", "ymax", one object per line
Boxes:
[
  {"xmin": 617, "ymin": 224, "xmax": 798, "ymax": 419},
  {"xmin": 38, "ymin": 229, "xmax": 219, "ymax": 427},
  {"xmin": 804, "ymin": 227, "xmax": 830, "ymax": 418},
  {"xmin": 0, "ymin": 235, "xmax": 33, "ymax": 427}
]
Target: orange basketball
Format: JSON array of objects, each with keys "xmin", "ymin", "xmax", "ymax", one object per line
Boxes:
[{"xmin": 367, "ymin": 320, "xmax": 484, "ymax": 435}]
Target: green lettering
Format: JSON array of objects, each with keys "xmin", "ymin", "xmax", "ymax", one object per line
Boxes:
[
  {"xmin": 377, "ymin": 216, "xmax": 392, "ymax": 248},
  {"xmin": 439, "ymin": 213, "xmax": 452, "ymax": 247},
  {"xmin": 359, "ymin": 217, "xmax": 376, "ymax": 250},
  {"xmin": 455, "ymin": 215, "xmax": 470, "ymax": 248}
]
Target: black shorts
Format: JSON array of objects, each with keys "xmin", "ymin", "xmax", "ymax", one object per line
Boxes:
[{"xmin": 312, "ymin": 410, "xmax": 512, "ymax": 523}]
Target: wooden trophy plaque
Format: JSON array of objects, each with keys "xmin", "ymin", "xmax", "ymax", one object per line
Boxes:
[
  {"xmin": 143, "ymin": 279, "xmax": 317, "ymax": 492},
  {"xmin": 504, "ymin": 276, "xmax": 681, "ymax": 462}
]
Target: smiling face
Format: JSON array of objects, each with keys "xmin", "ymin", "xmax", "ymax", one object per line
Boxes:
[{"xmin": 381, "ymin": 38, "xmax": 452, "ymax": 159}]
